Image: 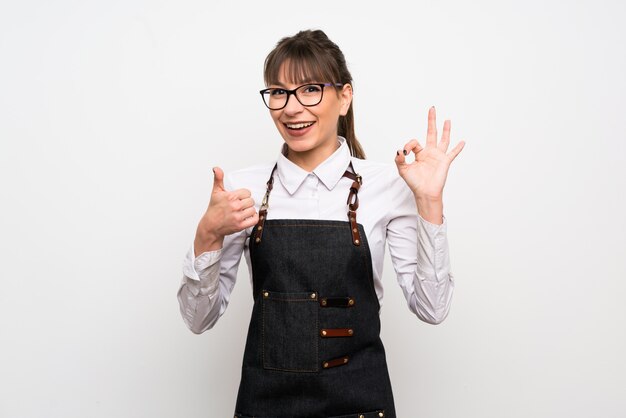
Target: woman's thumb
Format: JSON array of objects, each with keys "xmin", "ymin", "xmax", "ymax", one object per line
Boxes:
[{"xmin": 212, "ymin": 167, "xmax": 225, "ymax": 191}]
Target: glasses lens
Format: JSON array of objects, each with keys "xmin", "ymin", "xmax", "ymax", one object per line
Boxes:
[
  {"xmin": 263, "ymin": 88, "xmax": 287, "ymax": 110},
  {"xmin": 261, "ymin": 84, "xmax": 325, "ymax": 109},
  {"xmin": 296, "ymin": 84, "xmax": 323, "ymax": 106}
]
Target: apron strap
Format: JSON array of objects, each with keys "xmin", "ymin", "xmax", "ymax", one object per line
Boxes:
[
  {"xmin": 253, "ymin": 162, "xmax": 362, "ymax": 246},
  {"xmin": 344, "ymin": 165, "xmax": 362, "ymax": 246},
  {"xmin": 253, "ymin": 164, "xmax": 277, "ymax": 244}
]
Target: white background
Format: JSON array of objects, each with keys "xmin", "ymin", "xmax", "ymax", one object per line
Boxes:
[{"xmin": 1, "ymin": 0, "xmax": 625, "ymax": 417}]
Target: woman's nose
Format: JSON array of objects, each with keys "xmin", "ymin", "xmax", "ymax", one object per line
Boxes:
[{"xmin": 282, "ymin": 93, "xmax": 304, "ymax": 115}]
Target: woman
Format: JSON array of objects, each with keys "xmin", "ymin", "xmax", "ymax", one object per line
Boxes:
[{"xmin": 178, "ymin": 29, "xmax": 464, "ymax": 418}]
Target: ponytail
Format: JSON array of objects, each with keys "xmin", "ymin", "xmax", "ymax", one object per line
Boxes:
[{"xmin": 338, "ymin": 103, "xmax": 365, "ymax": 159}]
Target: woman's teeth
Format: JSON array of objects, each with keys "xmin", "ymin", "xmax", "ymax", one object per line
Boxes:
[{"xmin": 286, "ymin": 122, "xmax": 314, "ymax": 130}]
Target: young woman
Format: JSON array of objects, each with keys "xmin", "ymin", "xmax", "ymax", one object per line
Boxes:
[{"xmin": 178, "ymin": 29, "xmax": 464, "ymax": 418}]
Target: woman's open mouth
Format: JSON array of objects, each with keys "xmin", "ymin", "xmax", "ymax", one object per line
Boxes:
[
  {"xmin": 285, "ymin": 121, "xmax": 315, "ymax": 130},
  {"xmin": 284, "ymin": 121, "xmax": 315, "ymax": 137}
]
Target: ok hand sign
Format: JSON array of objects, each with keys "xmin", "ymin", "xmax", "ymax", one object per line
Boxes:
[{"xmin": 394, "ymin": 106, "xmax": 465, "ymax": 202}]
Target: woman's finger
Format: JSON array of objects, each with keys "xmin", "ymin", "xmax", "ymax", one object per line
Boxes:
[
  {"xmin": 238, "ymin": 205, "xmax": 258, "ymax": 221},
  {"xmin": 239, "ymin": 197, "xmax": 255, "ymax": 210},
  {"xmin": 426, "ymin": 106, "xmax": 437, "ymax": 148},
  {"xmin": 240, "ymin": 211, "xmax": 260, "ymax": 230},
  {"xmin": 447, "ymin": 140, "xmax": 466, "ymax": 162},
  {"xmin": 402, "ymin": 139, "xmax": 422, "ymax": 156},
  {"xmin": 411, "ymin": 141, "xmax": 423, "ymax": 156},
  {"xmin": 212, "ymin": 167, "xmax": 226, "ymax": 192},
  {"xmin": 232, "ymin": 188, "xmax": 252, "ymax": 199},
  {"xmin": 439, "ymin": 120, "xmax": 451, "ymax": 152},
  {"xmin": 394, "ymin": 148, "xmax": 406, "ymax": 168}
]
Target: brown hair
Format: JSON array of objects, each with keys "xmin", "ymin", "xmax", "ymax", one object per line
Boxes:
[{"xmin": 263, "ymin": 29, "xmax": 366, "ymax": 159}]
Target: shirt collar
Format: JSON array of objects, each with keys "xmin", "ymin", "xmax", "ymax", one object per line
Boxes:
[{"xmin": 276, "ymin": 136, "xmax": 352, "ymax": 195}]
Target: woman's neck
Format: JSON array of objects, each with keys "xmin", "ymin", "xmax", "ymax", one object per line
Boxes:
[{"xmin": 284, "ymin": 139, "xmax": 341, "ymax": 172}]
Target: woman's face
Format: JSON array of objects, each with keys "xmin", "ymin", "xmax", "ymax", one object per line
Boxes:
[{"xmin": 269, "ymin": 63, "xmax": 352, "ymax": 162}]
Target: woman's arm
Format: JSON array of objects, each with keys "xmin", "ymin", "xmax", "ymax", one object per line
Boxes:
[
  {"xmin": 386, "ymin": 173, "xmax": 454, "ymax": 324},
  {"xmin": 177, "ymin": 230, "xmax": 247, "ymax": 334},
  {"xmin": 389, "ymin": 106, "xmax": 464, "ymax": 324},
  {"xmin": 177, "ymin": 168, "xmax": 257, "ymax": 334}
]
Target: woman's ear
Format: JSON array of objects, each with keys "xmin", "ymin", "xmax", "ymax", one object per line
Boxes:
[{"xmin": 339, "ymin": 83, "xmax": 353, "ymax": 116}]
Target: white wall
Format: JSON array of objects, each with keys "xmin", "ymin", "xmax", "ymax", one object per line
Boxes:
[{"xmin": 1, "ymin": 1, "xmax": 625, "ymax": 417}]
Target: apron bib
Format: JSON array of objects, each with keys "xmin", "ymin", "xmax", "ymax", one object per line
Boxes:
[{"xmin": 234, "ymin": 164, "xmax": 396, "ymax": 418}]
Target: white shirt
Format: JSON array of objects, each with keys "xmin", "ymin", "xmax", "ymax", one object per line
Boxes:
[{"xmin": 178, "ymin": 137, "xmax": 454, "ymax": 334}]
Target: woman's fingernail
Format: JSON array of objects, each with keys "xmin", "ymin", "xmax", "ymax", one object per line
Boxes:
[{"xmin": 403, "ymin": 150, "xmax": 408, "ymax": 155}]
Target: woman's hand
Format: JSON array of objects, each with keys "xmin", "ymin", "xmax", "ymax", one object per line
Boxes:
[
  {"xmin": 394, "ymin": 107, "xmax": 465, "ymax": 223},
  {"xmin": 194, "ymin": 167, "xmax": 259, "ymax": 256}
]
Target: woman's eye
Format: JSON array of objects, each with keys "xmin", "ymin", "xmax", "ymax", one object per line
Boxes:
[
  {"xmin": 304, "ymin": 85, "xmax": 322, "ymax": 93},
  {"xmin": 270, "ymin": 89, "xmax": 286, "ymax": 96}
]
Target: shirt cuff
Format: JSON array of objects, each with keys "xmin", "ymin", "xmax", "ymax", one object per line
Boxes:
[
  {"xmin": 417, "ymin": 213, "xmax": 447, "ymax": 235},
  {"xmin": 416, "ymin": 214, "xmax": 450, "ymax": 282},
  {"xmin": 182, "ymin": 242, "xmax": 223, "ymax": 296}
]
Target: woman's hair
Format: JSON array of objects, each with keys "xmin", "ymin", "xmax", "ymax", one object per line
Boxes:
[{"xmin": 263, "ymin": 29, "xmax": 366, "ymax": 159}]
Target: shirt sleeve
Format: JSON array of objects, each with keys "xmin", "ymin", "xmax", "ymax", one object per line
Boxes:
[
  {"xmin": 177, "ymin": 174, "xmax": 248, "ymax": 334},
  {"xmin": 385, "ymin": 171, "xmax": 454, "ymax": 325}
]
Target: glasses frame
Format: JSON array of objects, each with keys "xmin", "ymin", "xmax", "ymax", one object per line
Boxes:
[{"xmin": 259, "ymin": 82, "xmax": 344, "ymax": 110}]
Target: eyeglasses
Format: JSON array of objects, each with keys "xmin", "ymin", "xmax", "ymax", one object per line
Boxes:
[{"xmin": 259, "ymin": 83, "xmax": 344, "ymax": 110}]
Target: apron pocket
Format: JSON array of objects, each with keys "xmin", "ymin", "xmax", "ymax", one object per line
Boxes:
[{"xmin": 262, "ymin": 290, "xmax": 319, "ymax": 372}]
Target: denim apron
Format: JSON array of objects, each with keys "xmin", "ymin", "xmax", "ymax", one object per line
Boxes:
[{"xmin": 234, "ymin": 164, "xmax": 396, "ymax": 418}]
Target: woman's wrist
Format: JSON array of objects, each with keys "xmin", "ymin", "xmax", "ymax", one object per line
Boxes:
[
  {"xmin": 194, "ymin": 228, "xmax": 225, "ymax": 256},
  {"xmin": 414, "ymin": 196, "xmax": 444, "ymax": 225}
]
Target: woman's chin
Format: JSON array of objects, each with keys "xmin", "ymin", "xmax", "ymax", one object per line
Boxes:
[
  {"xmin": 281, "ymin": 132, "xmax": 315, "ymax": 152},
  {"xmin": 279, "ymin": 129, "xmax": 337, "ymax": 159},
  {"xmin": 284, "ymin": 141, "xmax": 314, "ymax": 155}
]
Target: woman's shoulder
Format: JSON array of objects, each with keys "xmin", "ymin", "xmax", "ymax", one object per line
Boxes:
[
  {"xmin": 350, "ymin": 157, "xmax": 401, "ymax": 184},
  {"xmin": 350, "ymin": 157, "xmax": 412, "ymax": 206},
  {"xmin": 224, "ymin": 162, "xmax": 276, "ymax": 190}
]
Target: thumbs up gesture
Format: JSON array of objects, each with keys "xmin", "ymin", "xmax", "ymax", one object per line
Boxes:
[{"xmin": 194, "ymin": 167, "xmax": 259, "ymax": 255}]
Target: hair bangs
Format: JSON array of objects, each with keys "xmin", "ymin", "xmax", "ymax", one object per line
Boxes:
[{"xmin": 264, "ymin": 43, "xmax": 339, "ymax": 86}]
